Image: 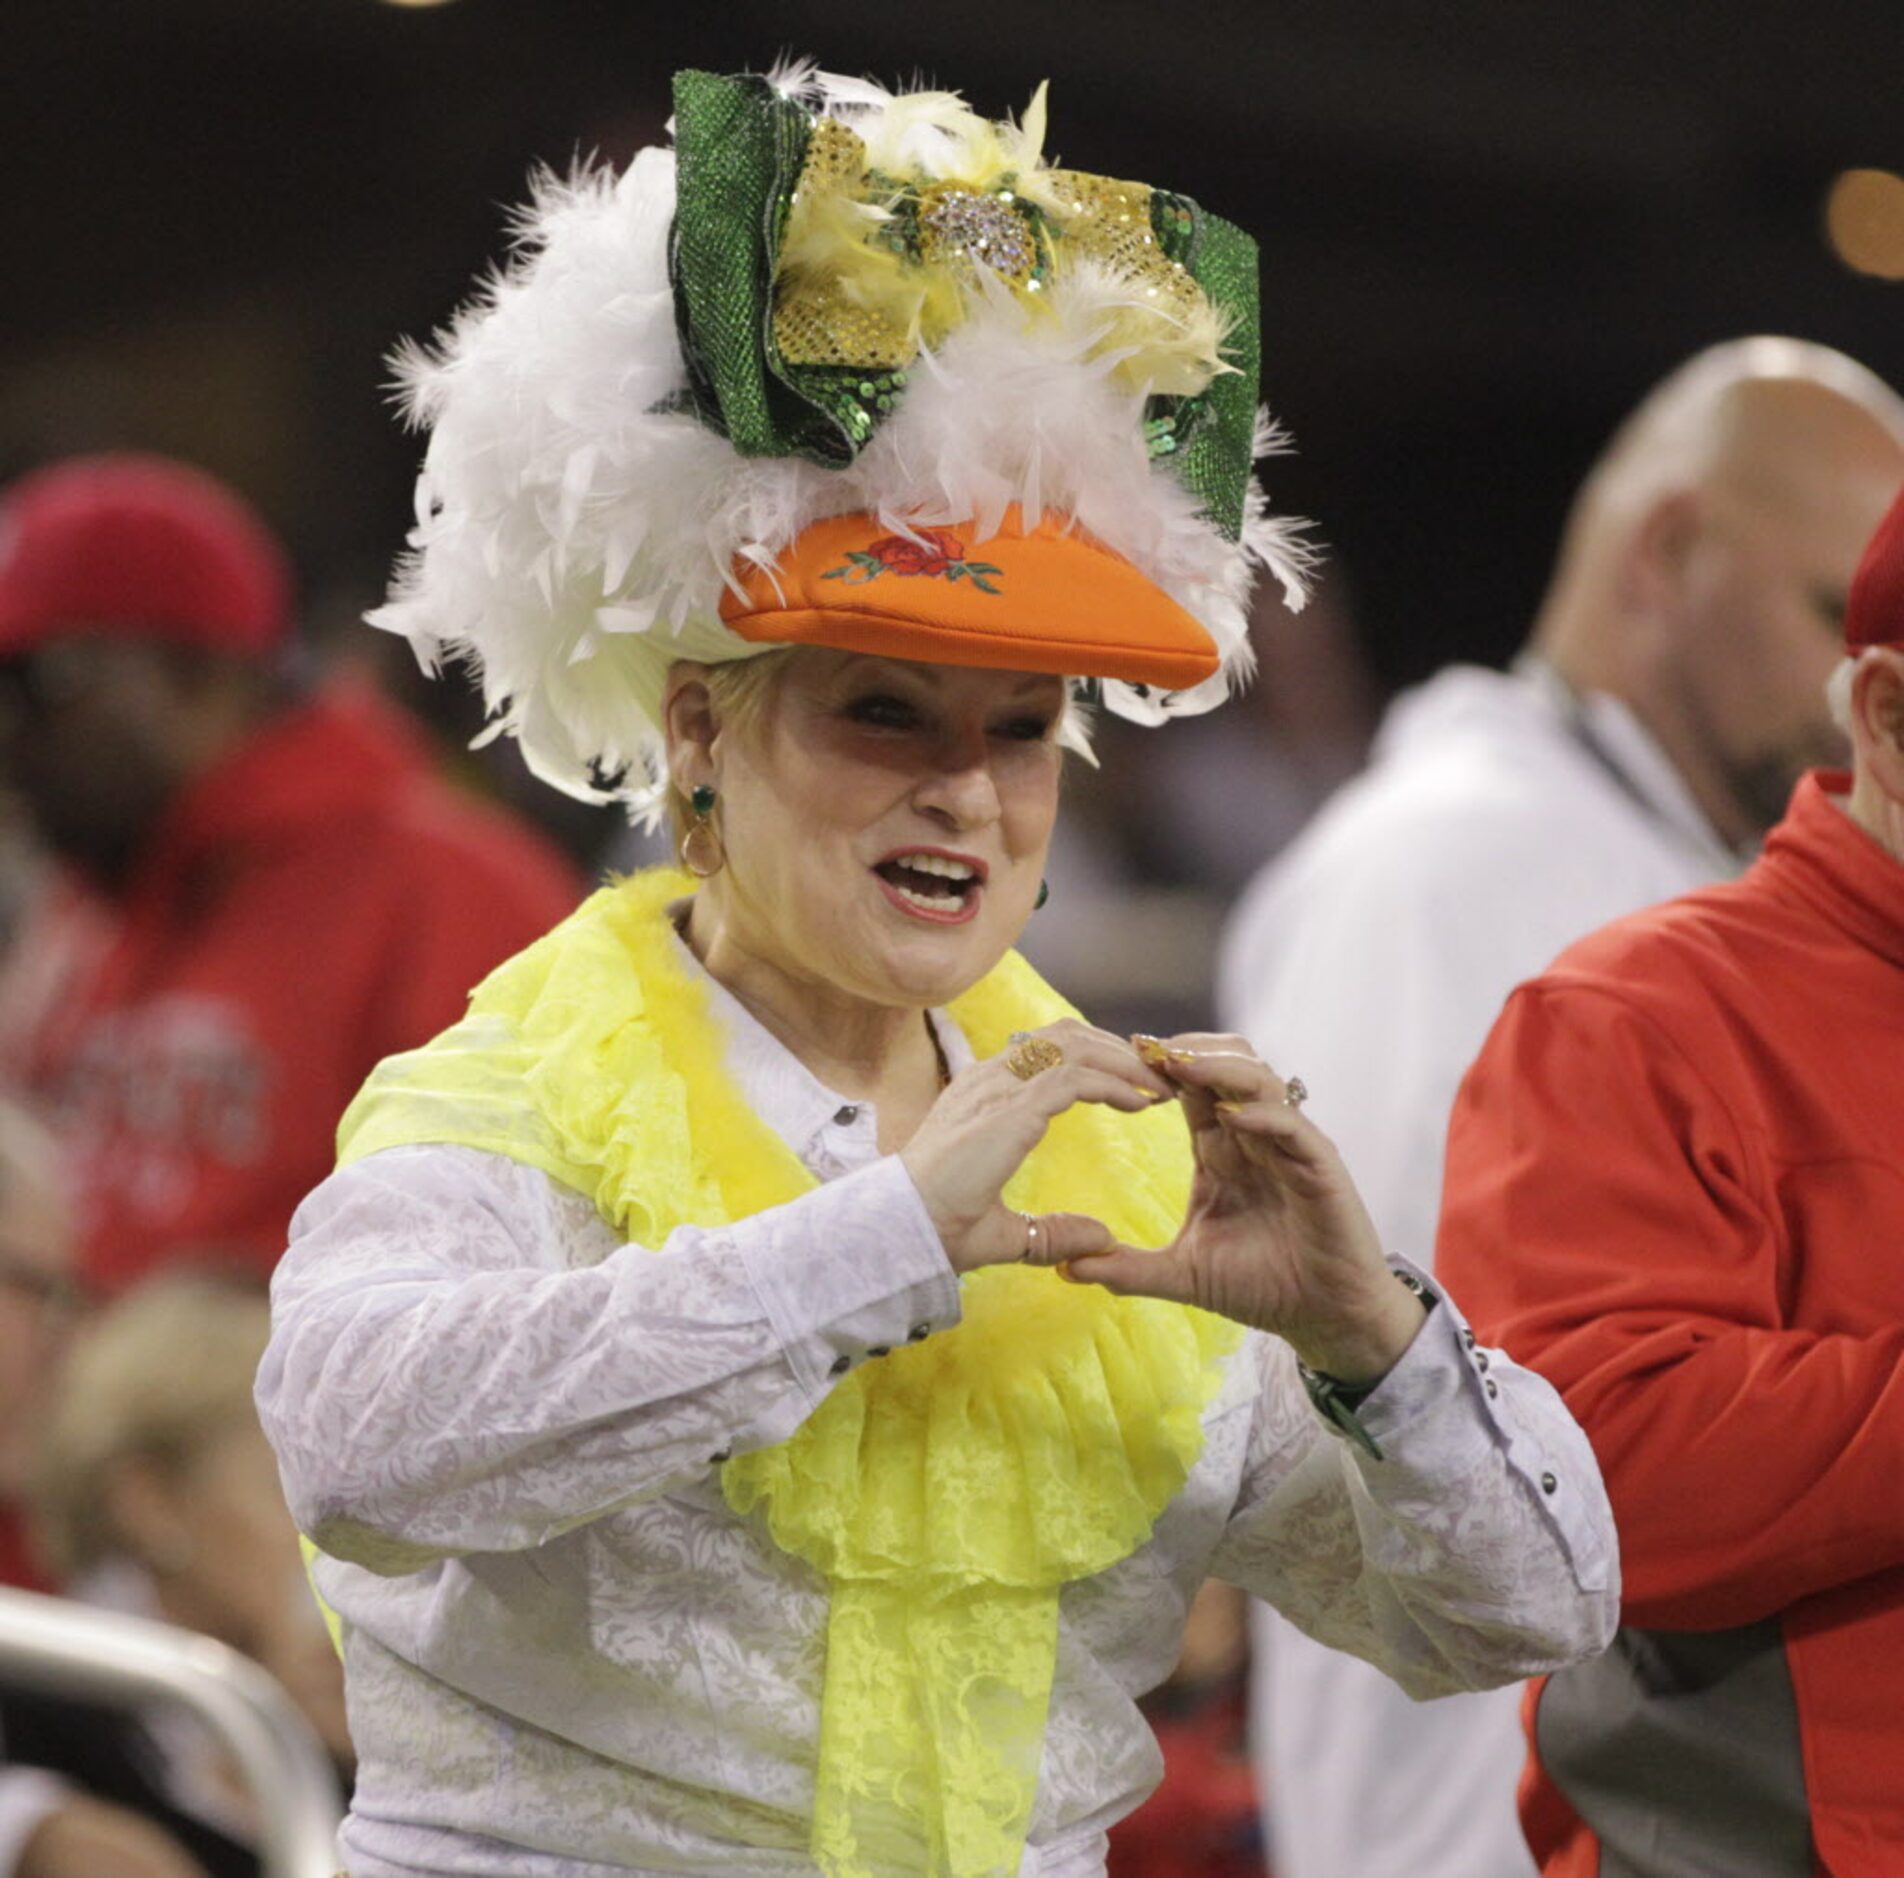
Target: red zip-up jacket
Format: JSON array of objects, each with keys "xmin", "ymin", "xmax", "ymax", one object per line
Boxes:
[
  {"xmin": 1438, "ymin": 773, "xmax": 1904, "ymax": 1878},
  {"xmin": 24, "ymin": 682, "xmax": 584, "ymax": 1293}
]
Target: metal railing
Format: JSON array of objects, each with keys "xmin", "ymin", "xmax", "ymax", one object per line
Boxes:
[{"xmin": 0, "ymin": 1585, "xmax": 343, "ymax": 1878}]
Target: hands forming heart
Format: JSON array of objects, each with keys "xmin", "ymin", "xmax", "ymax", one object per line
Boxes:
[{"xmin": 899, "ymin": 1025, "xmax": 1426, "ymax": 1386}]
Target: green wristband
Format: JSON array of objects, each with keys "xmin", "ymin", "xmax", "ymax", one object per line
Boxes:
[{"xmin": 1297, "ymin": 1269, "xmax": 1436, "ymax": 1463}]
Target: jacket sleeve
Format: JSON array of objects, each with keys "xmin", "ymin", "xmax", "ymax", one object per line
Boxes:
[
  {"xmin": 255, "ymin": 1144, "xmax": 959, "ymax": 1573},
  {"xmin": 1207, "ymin": 1273, "xmax": 1619, "ymax": 1699},
  {"xmin": 1437, "ymin": 978, "xmax": 1904, "ymax": 1630}
]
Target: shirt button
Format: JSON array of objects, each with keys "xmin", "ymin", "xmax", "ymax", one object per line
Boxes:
[
  {"xmin": 833, "ymin": 1105, "xmax": 859, "ymax": 1126},
  {"xmin": 868, "ymin": 1345, "xmax": 890, "ymax": 1358},
  {"xmin": 829, "ymin": 1354, "xmax": 852, "ymax": 1376},
  {"xmin": 1540, "ymin": 1471, "xmax": 1558, "ymax": 1495},
  {"xmin": 1484, "ymin": 1378, "xmax": 1499, "ymax": 1399},
  {"xmin": 710, "ymin": 1446, "xmax": 733, "ymax": 1464},
  {"xmin": 1474, "ymin": 1350, "xmax": 1490, "ymax": 1371},
  {"xmin": 1463, "ymin": 1328, "xmax": 1476, "ymax": 1349},
  {"xmin": 908, "ymin": 1323, "xmax": 932, "ymax": 1342}
]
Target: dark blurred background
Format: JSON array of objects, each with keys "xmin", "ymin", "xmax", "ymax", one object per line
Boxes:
[
  {"xmin": 9, "ymin": 0, "xmax": 1902, "ymax": 670},
  {"xmin": 6, "ymin": 0, "xmax": 1903, "ymax": 999}
]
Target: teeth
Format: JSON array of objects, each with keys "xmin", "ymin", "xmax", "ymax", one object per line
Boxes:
[
  {"xmin": 893, "ymin": 853, "xmax": 977, "ymax": 881},
  {"xmin": 894, "ymin": 883, "xmax": 963, "ymax": 913}
]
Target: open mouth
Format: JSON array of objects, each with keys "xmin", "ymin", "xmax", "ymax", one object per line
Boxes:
[{"xmin": 873, "ymin": 850, "xmax": 985, "ymax": 923}]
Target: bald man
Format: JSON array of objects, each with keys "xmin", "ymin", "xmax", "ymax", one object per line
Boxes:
[{"xmin": 1216, "ymin": 338, "xmax": 1904, "ymax": 1878}]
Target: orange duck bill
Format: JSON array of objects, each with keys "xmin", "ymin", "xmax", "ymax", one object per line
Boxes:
[{"xmin": 719, "ymin": 505, "xmax": 1221, "ymax": 690}]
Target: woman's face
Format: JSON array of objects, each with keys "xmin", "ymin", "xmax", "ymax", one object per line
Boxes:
[{"xmin": 706, "ymin": 651, "xmax": 1066, "ymax": 1011}]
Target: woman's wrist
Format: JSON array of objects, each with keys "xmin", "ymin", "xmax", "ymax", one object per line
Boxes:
[{"xmin": 1285, "ymin": 1272, "xmax": 1430, "ymax": 1388}]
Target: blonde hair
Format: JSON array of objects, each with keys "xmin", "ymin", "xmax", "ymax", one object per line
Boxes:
[
  {"xmin": 661, "ymin": 649, "xmax": 797, "ymax": 847},
  {"xmin": 705, "ymin": 647, "xmax": 796, "ymax": 732},
  {"xmin": 31, "ymin": 1275, "xmax": 272, "ymax": 1580}
]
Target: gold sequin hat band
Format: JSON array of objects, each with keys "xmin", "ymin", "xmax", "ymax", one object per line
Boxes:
[{"xmin": 772, "ymin": 112, "xmax": 1226, "ymax": 403}]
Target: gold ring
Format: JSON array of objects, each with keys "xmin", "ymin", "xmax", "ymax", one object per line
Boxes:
[
  {"xmin": 1006, "ymin": 1034, "xmax": 1065, "ymax": 1081},
  {"xmin": 1018, "ymin": 1212, "xmax": 1041, "ymax": 1262}
]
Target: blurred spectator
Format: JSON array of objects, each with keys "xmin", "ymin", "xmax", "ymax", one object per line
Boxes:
[
  {"xmin": 1434, "ymin": 484, "xmax": 1904, "ymax": 1878},
  {"xmin": 0, "ymin": 1787, "xmax": 208, "ymax": 1878},
  {"xmin": 5, "ymin": 1277, "xmax": 346, "ymax": 1877},
  {"xmin": 0, "ymin": 814, "xmax": 115, "ymax": 1096},
  {"xmin": 0, "ymin": 1101, "xmax": 77, "ymax": 1594},
  {"xmin": 0, "ymin": 1081, "xmax": 74, "ymax": 1758},
  {"xmin": 0, "ymin": 453, "xmax": 584, "ymax": 1293},
  {"xmin": 1102, "ymin": 569, "xmax": 1377, "ymax": 900},
  {"xmin": 1023, "ymin": 570, "xmax": 1377, "ymax": 1035},
  {"xmin": 1218, "ymin": 337, "xmax": 1904, "ymax": 1878},
  {"xmin": 0, "ymin": 1102, "xmax": 178, "ymax": 1877},
  {"xmin": 1106, "ymin": 1582, "xmax": 1265, "ymax": 1878}
]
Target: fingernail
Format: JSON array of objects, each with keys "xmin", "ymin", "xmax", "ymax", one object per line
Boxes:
[
  {"xmin": 1055, "ymin": 1260, "xmax": 1078, "ymax": 1283},
  {"xmin": 1214, "ymin": 1099, "xmax": 1243, "ymax": 1114},
  {"xmin": 1166, "ymin": 1047, "xmax": 1198, "ymax": 1064}
]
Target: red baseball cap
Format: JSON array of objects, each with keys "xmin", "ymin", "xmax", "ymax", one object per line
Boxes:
[
  {"xmin": 0, "ymin": 453, "xmax": 292, "ymax": 660},
  {"xmin": 1845, "ymin": 483, "xmax": 1904, "ymax": 654}
]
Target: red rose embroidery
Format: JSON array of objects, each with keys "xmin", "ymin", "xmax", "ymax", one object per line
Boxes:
[
  {"xmin": 822, "ymin": 529, "xmax": 1004, "ymax": 594},
  {"xmin": 866, "ymin": 530, "xmax": 965, "ymax": 577}
]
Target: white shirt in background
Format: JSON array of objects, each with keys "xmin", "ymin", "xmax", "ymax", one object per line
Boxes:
[{"xmin": 1218, "ymin": 662, "xmax": 1737, "ymax": 1878}]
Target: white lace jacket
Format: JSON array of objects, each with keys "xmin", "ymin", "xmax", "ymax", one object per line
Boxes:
[{"xmin": 256, "ymin": 976, "xmax": 1618, "ymax": 1878}]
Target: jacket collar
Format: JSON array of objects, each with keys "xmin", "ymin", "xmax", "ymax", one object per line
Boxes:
[{"xmin": 1757, "ymin": 771, "xmax": 1904, "ymax": 971}]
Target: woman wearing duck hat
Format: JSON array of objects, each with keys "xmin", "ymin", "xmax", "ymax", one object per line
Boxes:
[{"xmin": 255, "ymin": 64, "xmax": 1617, "ymax": 1878}]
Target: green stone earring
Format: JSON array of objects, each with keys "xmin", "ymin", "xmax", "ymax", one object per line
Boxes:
[
  {"xmin": 680, "ymin": 784, "xmax": 724, "ymax": 877},
  {"xmin": 1035, "ymin": 879, "xmax": 1050, "ymax": 911}
]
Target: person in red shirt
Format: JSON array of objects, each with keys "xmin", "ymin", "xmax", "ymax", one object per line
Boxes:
[
  {"xmin": 1437, "ymin": 482, "xmax": 1904, "ymax": 1876},
  {"xmin": 0, "ymin": 453, "xmax": 583, "ymax": 1293}
]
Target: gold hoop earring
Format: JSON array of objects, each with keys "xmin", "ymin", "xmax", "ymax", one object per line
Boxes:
[{"xmin": 678, "ymin": 783, "xmax": 725, "ymax": 878}]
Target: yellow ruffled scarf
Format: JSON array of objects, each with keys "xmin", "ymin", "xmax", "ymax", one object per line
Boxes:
[{"xmin": 335, "ymin": 869, "xmax": 1240, "ymax": 1876}]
